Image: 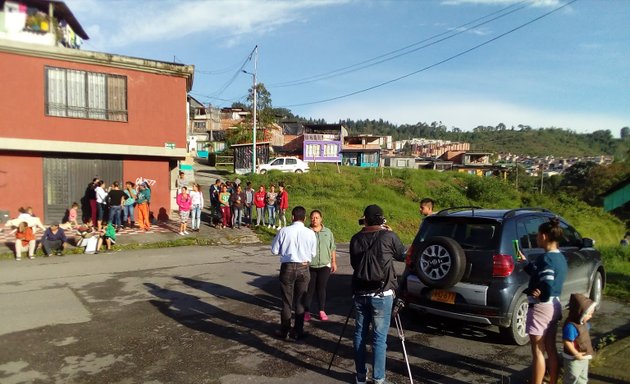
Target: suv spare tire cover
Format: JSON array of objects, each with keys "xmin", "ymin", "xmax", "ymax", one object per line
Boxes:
[{"xmin": 414, "ymin": 236, "xmax": 466, "ymax": 289}]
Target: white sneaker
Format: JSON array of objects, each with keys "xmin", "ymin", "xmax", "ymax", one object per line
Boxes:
[
  {"xmin": 179, "ymin": 231, "xmax": 185, "ymax": 235},
  {"xmin": 184, "ymin": 231, "xmax": 189, "ymax": 235},
  {"xmin": 267, "ymin": 225, "xmax": 271, "ymax": 228}
]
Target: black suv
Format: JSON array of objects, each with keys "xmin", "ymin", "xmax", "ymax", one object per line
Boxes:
[{"xmin": 403, "ymin": 207, "xmax": 605, "ymax": 345}]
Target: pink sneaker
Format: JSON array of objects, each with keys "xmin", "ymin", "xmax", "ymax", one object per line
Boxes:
[
  {"xmin": 304, "ymin": 312, "xmax": 311, "ymax": 322},
  {"xmin": 319, "ymin": 311, "xmax": 329, "ymax": 321}
]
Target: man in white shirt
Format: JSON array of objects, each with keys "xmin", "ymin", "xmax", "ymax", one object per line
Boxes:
[{"xmin": 271, "ymin": 206, "xmax": 317, "ymax": 341}]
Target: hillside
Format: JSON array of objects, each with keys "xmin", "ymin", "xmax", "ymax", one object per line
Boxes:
[
  {"xmin": 339, "ymin": 119, "xmax": 629, "ymax": 158},
  {"xmin": 249, "ymin": 164, "xmax": 625, "ymax": 245}
]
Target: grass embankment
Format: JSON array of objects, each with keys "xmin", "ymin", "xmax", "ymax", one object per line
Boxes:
[{"xmin": 248, "ymin": 164, "xmax": 628, "ymax": 300}]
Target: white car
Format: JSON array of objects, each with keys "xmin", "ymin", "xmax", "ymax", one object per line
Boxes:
[{"xmin": 257, "ymin": 157, "xmax": 310, "ymax": 174}]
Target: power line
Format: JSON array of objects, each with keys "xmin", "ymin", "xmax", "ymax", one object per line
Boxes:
[
  {"xmin": 203, "ymin": 46, "xmax": 257, "ymax": 99},
  {"xmin": 269, "ymin": 0, "xmax": 529, "ymax": 88},
  {"xmin": 281, "ymin": 0, "xmax": 578, "ymax": 108}
]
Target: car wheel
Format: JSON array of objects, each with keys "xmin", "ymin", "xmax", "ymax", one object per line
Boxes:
[
  {"xmin": 589, "ymin": 271, "xmax": 603, "ymax": 309},
  {"xmin": 295, "ymin": 169, "xmax": 303, "ymax": 173},
  {"xmin": 414, "ymin": 236, "xmax": 466, "ymax": 288},
  {"xmin": 500, "ymin": 293, "xmax": 529, "ymax": 346},
  {"xmin": 259, "ymin": 169, "xmax": 267, "ymax": 174}
]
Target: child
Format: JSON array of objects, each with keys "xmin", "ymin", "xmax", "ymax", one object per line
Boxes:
[
  {"xmin": 562, "ymin": 293, "xmax": 596, "ymax": 384},
  {"xmin": 60, "ymin": 202, "xmax": 79, "ymax": 229},
  {"xmin": 77, "ymin": 223, "xmax": 98, "ymax": 254},
  {"xmin": 96, "ymin": 222, "xmax": 116, "ymax": 253},
  {"xmin": 518, "ymin": 217, "xmax": 568, "ymax": 384}
]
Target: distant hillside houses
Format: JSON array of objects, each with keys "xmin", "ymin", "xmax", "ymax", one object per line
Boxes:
[{"xmin": 184, "ymin": 107, "xmax": 614, "ymax": 176}]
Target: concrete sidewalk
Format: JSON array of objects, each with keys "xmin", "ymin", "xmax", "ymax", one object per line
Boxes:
[{"xmin": 590, "ymin": 333, "xmax": 630, "ymax": 384}]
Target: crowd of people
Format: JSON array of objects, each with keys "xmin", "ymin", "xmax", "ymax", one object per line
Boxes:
[
  {"xmin": 6, "ymin": 177, "xmax": 154, "ymax": 260},
  {"xmin": 207, "ymin": 178, "xmax": 289, "ymax": 230}
]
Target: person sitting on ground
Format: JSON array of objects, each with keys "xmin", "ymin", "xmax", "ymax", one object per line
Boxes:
[
  {"xmin": 76, "ymin": 223, "xmax": 98, "ymax": 254},
  {"xmin": 60, "ymin": 202, "xmax": 80, "ymax": 230},
  {"xmin": 96, "ymin": 221, "xmax": 117, "ymax": 253},
  {"xmin": 13, "ymin": 221, "xmax": 36, "ymax": 260},
  {"xmin": 41, "ymin": 223, "xmax": 70, "ymax": 256},
  {"xmin": 6, "ymin": 206, "xmax": 46, "ymax": 232}
]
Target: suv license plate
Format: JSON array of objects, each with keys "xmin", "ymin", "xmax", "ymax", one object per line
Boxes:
[{"xmin": 431, "ymin": 289, "xmax": 456, "ymax": 304}]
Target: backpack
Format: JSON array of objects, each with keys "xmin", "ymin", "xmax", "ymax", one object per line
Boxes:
[{"xmin": 354, "ymin": 231, "xmax": 388, "ymax": 293}]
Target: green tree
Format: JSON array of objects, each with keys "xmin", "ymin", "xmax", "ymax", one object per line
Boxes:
[{"xmin": 246, "ymin": 82, "xmax": 275, "ymax": 128}]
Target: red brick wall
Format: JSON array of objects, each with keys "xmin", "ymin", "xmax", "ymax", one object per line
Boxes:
[
  {"xmin": 0, "ymin": 152, "xmax": 44, "ymax": 220},
  {"xmin": 0, "ymin": 51, "xmax": 188, "ymax": 149}
]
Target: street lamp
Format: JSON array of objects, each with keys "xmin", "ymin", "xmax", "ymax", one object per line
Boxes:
[{"xmin": 243, "ymin": 46, "xmax": 258, "ymax": 174}]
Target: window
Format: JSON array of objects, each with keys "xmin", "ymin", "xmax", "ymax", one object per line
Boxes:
[
  {"xmin": 306, "ymin": 144, "xmax": 320, "ymax": 158},
  {"xmin": 271, "ymin": 159, "xmax": 284, "ymax": 166},
  {"xmin": 363, "ymin": 152, "xmax": 378, "ymax": 164},
  {"xmin": 515, "ymin": 217, "xmax": 546, "ymax": 249},
  {"xmin": 286, "ymin": 158, "xmax": 297, "ymax": 165},
  {"xmin": 323, "ymin": 144, "xmax": 338, "ymax": 157},
  {"xmin": 46, "ymin": 66, "xmax": 128, "ymax": 122},
  {"xmin": 193, "ymin": 121, "xmax": 206, "ymax": 129}
]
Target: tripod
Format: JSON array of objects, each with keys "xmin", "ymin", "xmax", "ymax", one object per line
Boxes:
[{"xmin": 327, "ymin": 299, "xmax": 414, "ymax": 384}]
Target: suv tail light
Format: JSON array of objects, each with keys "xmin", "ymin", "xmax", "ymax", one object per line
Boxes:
[
  {"xmin": 405, "ymin": 245, "xmax": 414, "ymax": 267},
  {"xmin": 492, "ymin": 254, "xmax": 515, "ymax": 277}
]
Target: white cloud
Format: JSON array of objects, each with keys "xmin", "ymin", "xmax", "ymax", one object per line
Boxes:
[
  {"xmin": 441, "ymin": 0, "xmax": 561, "ymax": 7},
  {"xmin": 302, "ymin": 95, "xmax": 628, "ymax": 134},
  {"xmin": 66, "ymin": 0, "xmax": 348, "ymax": 50}
]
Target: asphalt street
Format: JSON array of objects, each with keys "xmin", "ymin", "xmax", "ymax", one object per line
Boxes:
[{"xmin": 1, "ymin": 243, "xmax": 629, "ymax": 384}]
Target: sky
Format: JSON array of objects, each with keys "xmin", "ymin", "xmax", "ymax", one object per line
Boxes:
[{"xmin": 65, "ymin": 0, "xmax": 629, "ymax": 135}]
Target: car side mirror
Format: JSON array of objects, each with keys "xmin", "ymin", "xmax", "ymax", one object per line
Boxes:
[{"xmin": 582, "ymin": 238, "xmax": 594, "ymax": 248}]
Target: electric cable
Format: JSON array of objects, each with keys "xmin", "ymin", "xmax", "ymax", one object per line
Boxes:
[
  {"xmin": 204, "ymin": 46, "xmax": 256, "ymax": 99},
  {"xmin": 281, "ymin": 0, "xmax": 578, "ymax": 108},
  {"xmin": 269, "ymin": 0, "xmax": 529, "ymax": 88}
]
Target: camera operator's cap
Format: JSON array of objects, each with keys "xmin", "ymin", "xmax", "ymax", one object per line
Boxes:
[{"xmin": 363, "ymin": 204, "xmax": 384, "ymax": 222}]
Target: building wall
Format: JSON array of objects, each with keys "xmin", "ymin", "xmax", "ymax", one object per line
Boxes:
[
  {"xmin": 0, "ymin": 51, "xmax": 188, "ymax": 149},
  {"xmin": 303, "ymin": 140, "xmax": 341, "ymax": 162},
  {"xmin": 0, "ymin": 152, "xmax": 44, "ymax": 219}
]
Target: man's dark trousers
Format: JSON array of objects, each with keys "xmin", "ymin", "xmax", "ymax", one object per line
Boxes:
[{"xmin": 279, "ymin": 262, "xmax": 311, "ymax": 336}]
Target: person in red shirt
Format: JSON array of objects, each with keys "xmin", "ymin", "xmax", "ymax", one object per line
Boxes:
[
  {"xmin": 277, "ymin": 182, "xmax": 289, "ymax": 229},
  {"xmin": 14, "ymin": 221, "xmax": 36, "ymax": 260},
  {"xmin": 254, "ymin": 185, "xmax": 267, "ymax": 226}
]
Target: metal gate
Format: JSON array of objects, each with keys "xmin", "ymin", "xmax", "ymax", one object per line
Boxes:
[{"xmin": 43, "ymin": 156, "xmax": 123, "ymax": 224}]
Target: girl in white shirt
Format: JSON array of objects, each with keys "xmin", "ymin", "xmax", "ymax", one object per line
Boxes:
[{"xmin": 189, "ymin": 183, "xmax": 204, "ymax": 232}]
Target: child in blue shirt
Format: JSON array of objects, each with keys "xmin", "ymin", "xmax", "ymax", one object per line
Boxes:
[{"xmin": 562, "ymin": 293, "xmax": 596, "ymax": 384}]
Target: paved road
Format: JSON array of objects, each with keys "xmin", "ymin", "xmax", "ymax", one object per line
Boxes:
[{"xmin": 1, "ymin": 244, "xmax": 628, "ymax": 384}]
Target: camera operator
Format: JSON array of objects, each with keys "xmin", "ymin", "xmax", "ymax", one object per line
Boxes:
[{"xmin": 350, "ymin": 204, "xmax": 406, "ymax": 384}]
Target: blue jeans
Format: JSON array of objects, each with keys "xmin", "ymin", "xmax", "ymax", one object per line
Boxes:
[
  {"xmin": 109, "ymin": 205, "xmax": 122, "ymax": 226},
  {"xmin": 256, "ymin": 207, "xmax": 265, "ymax": 226},
  {"xmin": 190, "ymin": 204, "xmax": 201, "ymax": 229},
  {"xmin": 233, "ymin": 207, "xmax": 243, "ymax": 227},
  {"xmin": 123, "ymin": 204, "xmax": 135, "ymax": 224},
  {"xmin": 353, "ymin": 293, "xmax": 393, "ymax": 384},
  {"xmin": 267, "ymin": 205, "xmax": 276, "ymax": 226}
]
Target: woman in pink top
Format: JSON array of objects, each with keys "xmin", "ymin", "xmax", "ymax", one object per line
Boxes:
[{"xmin": 176, "ymin": 186, "xmax": 192, "ymax": 235}]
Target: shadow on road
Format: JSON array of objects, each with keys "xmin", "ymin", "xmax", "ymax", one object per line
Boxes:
[
  {"xmin": 144, "ymin": 280, "xmax": 353, "ymax": 382},
  {"xmin": 144, "ymin": 274, "xmax": 530, "ymax": 383}
]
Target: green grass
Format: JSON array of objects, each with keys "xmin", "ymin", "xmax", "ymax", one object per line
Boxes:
[
  {"xmin": 599, "ymin": 246, "xmax": 630, "ymax": 301},
  {"xmin": 247, "ymin": 164, "xmax": 627, "ymax": 245}
]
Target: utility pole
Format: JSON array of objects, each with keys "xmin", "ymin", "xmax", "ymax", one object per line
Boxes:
[
  {"xmin": 540, "ymin": 164, "xmax": 544, "ymax": 194},
  {"xmin": 243, "ymin": 46, "xmax": 258, "ymax": 174}
]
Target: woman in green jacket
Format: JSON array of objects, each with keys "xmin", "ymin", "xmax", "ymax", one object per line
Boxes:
[{"xmin": 304, "ymin": 210, "xmax": 337, "ymax": 321}]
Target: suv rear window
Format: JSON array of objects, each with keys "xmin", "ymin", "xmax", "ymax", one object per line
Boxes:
[{"xmin": 417, "ymin": 217, "xmax": 499, "ymax": 250}]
